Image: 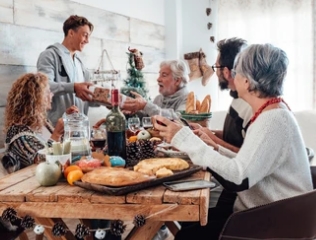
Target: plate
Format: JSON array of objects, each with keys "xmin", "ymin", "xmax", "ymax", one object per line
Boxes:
[
  {"xmin": 180, "ymin": 111, "xmax": 212, "ymax": 117},
  {"xmin": 155, "ymin": 147, "xmax": 189, "ymax": 159},
  {"xmin": 74, "ymin": 165, "xmax": 202, "ymax": 195}
]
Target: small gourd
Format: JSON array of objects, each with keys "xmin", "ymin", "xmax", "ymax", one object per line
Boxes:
[{"xmin": 35, "ymin": 161, "xmax": 62, "ymax": 186}]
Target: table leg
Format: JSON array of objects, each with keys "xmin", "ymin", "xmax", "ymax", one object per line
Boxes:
[
  {"xmin": 18, "ymin": 231, "xmax": 29, "ymax": 240},
  {"xmin": 165, "ymin": 221, "xmax": 181, "ymax": 236},
  {"xmin": 125, "ymin": 220, "xmax": 163, "ymax": 240}
]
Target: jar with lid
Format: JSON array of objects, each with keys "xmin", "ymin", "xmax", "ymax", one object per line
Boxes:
[{"xmin": 63, "ymin": 112, "xmax": 91, "ymax": 162}]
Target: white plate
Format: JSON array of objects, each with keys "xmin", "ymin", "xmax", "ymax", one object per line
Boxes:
[{"xmin": 157, "ymin": 142, "xmax": 173, "ymax": 148}]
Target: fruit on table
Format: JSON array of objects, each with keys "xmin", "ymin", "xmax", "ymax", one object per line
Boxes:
[
  {"xmin": 64, "ymin": 165, "xmax": 82, "ymax": 178},
  {"xmin": 137, "ymin": 130, "xmax": 151, "ymax": 140},
  {"xmin": 35, "ymin": 161, "xmax": 62, "ymax": 186},
  {"xmin": 129, "ymin": 136, "xmax": 138, "ymax": 142},
  {"xmin": 67, "ymin": 169, "xmax": 84, "ymax": 185}
]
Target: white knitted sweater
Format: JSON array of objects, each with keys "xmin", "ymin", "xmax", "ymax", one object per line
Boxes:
[{"xmin": 171, "ymin": 109, "xmax": 313, "ymax": 211}]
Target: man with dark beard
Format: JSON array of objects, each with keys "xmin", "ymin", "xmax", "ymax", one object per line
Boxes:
[
  {"xmin": 192, "ymin": 38, "xmax": 252, "ymax": 153},
  {"xmin": 176, "ymin": 38, "xmax": 252, "ymax": 240}
]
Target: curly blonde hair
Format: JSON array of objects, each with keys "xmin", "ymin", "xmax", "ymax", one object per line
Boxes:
[{"xmin": 5, "ymin": 73, "xmax": 49, "ymax": 132}]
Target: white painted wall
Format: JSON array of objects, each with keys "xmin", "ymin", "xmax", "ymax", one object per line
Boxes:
[
  {"xmin": 165, "ymin": 0, "xmax": 222, "ymax": 111},
  {"xmin": 70, "ymin": 0, "xmax": 165, "ymax": 25}
]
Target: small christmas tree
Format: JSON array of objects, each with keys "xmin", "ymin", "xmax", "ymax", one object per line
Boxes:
[{"xmin": 121, "ymin": 47, "xmax": 150, "ymax": 100}]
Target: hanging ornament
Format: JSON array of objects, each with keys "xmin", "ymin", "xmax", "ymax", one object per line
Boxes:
[
  {"xmin": 206, "ymin": 8, "xmax": 212, "ymax": 16},
  {"xmin": 2, "ymin": 207, "xmax": 17, "ymax": 223},
  {"xmin": 52, "ymin": 222, "xmax": 67, "ymax": 237},
  {"xmin": 95, "ymin": 229, "xmax": 107, "ymax": 239},
  {"xmin": 128, "ymin": 46, "xmax": 145, "ymax": 71},
  {"xmin": 21, "ymin": 215, "xmax": 35, "ymax": 229},
  {"xmin": 210, "ymin": 36, "xmax": 215, "ymax": 43},
  {"xmin": 33, "ymin": 225, "xmax": 45, "ymax": 235},
  {"xmin": 133, "ymin": 214, "xmax": 146, "ymax": 228},
  {"xmin": 207, "ymin": 22, "xmax": 213, "ymax": 30},
  {"xmin": 110, "ymin": 220, "xmax": 126, "ymax": 236},
  {"xmin": 75, "ymin": 223, "xmax": 90, "ymax": 239}
]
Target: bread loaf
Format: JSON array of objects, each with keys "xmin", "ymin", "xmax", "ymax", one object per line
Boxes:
[
  {"xmin": 196, "ymin": 100, "xmax": 201, "ymax": 113},
  {"xmin": 185, "ymin": 91, "xmax": 196, "ymax": 113},
  {"xmin": 206, "ymin": 94, "xmax": 211, "ymax": 113},
  {"xmin": 200, "ymin": 95, "xmax": 211, "ymax": 113}
]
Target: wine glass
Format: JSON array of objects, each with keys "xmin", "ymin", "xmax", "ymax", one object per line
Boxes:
[
  {"xmin": 128, "ymin": 117, "xmax": 140, "ymax": 136},
  {"xmin": 142, "ymin": 117, "xmax": 153, "ymax": 130},
  {"xmin": 91, "ymin": 128, "xmax": 107, "ymax": 153}
]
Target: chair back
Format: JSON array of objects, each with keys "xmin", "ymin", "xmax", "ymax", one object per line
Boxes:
[
  {"xmin": 219, "ymin": 190, "xmax": 316, "ymax": 239},
  {"xmin": 311, "ymin": 166, "xmax": 316, "ymax": 189}
]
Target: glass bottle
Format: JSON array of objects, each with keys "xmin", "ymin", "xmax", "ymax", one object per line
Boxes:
[{"xmin": 105, "ymin": 89, "xmax": 126, "ymax": 159}]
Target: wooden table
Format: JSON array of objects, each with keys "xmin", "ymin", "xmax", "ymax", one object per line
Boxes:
[{"xmin": 0, "ymin": 165, "xmax": 211, "ymax": 240}]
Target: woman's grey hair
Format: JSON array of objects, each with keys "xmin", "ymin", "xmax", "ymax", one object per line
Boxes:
[
  {"xmin": 160, "ymin": 60, "xmax": 189, "ymax": 87},
  {"xmin": 235, "ymin": 43, "xmax": 289, "ymax": 98}
]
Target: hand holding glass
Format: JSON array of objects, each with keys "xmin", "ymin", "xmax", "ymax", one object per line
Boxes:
[{"xmin": 128, "ymin": 117, "xmax": 140, "ymax": 135}]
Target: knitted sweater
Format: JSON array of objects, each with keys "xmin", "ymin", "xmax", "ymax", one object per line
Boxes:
[
  {"xmin": 143, "ymin": 86, "xmax": 189, "ymax": 118},
  {"xmin": 171, "ymin": 108, "xmax": 313, "ymax": 211}
]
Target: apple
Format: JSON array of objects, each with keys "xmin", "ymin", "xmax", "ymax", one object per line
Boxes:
[
  {"xmin": 35, "ymin": 161, "xmax": 62, "ymax": 186},
  {"xmin": 137, "ymin": 130, "xmax": 151, "ymax": 140}
]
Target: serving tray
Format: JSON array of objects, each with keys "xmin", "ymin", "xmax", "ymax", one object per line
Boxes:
[{"xmin": 74, "ymin": 165, "xmax": 202, "ymax": 195}]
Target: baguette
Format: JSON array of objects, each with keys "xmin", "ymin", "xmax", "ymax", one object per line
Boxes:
[
  {"xmin": 196, "ymin": 100, "xmax": 201, "ymax": 113},
  {"xmin": 200, "ymin": 95, "xmax": 211, "ymax": 113},
  {"xmin": 205, "ymin": 94, "xmax": 211, "ymax": 113},
  {"xmin": 185, "ymin": 91, "xmax": 196, "ymax": 113}
]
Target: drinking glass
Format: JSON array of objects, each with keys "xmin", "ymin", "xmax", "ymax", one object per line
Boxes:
[
  {"xmin": 91, "ymin": 128, "xmax": 106, "ymax": 152},
  {"xmin": 128, "ymin": 117, "xmax": 141, "ymax": 135},
  {"xmin": 142, "ymin": 117, "xmax": 153, "ymax": 130}
]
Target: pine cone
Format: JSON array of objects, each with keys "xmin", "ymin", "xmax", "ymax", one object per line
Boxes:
[
  {"xmin": 21, "ymin": 215, "xmax": 35, "ymax": 229},
  {"xmin": 2, "ymin": 207, "xmax": 17, "ymax": 223},
  {"xmin": 139, "ymin": 139, "xmax": 155, "ymax": 160},
  {"xmin": 75, "ymin": 223, "xmax": 90, "ymax": 239},
  {"xmin": 126, "ymin": 141, "xmax": 141, "ymax": 167},
  {"xmin": 110, "ymin": 220, "xmax": 126, "ymax": 236},
  {"xmin": 52, "ymin": 222, "xmax": 67, "ymax": 237},
  {"xmin": 133, "ymin": 214, "xmax": 146, "ymax": 227}
]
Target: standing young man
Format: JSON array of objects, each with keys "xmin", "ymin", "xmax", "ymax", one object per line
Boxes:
[{"xmin": 37, "ymin": 15, "xmax": 95, "ymax": 125}]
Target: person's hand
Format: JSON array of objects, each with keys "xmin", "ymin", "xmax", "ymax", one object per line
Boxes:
[
  {"xmin": 93, "ymin": 118, "xmax": 106, "ymax": 129},
  {"xmin": 74, "ymin": 82, "xmax": 94, "ymax": 101},
  {"xmin": 121, "ymin": 91, "xmax": 147, "ymax": 112},
  {"xmin": 189, "ymin": 122, "xmax": 203, "ymax": 130},
  {"xmin": 199, "ymin": 127, "xmax": 221, "ymax": 143},
  {"xmin": 193, "ymin": 129, "xmax": 218, "ymax": 150},
  {"xmin": 51, "ymin": 118, "xmax": 64, "ymax": 141},
  {"xmin": 65, "ymin": 105, "xmax": 79, "ymax": 114},
  {"xmin": 153, "ymin": 115, "xmax": 183, "ymax": 143}
]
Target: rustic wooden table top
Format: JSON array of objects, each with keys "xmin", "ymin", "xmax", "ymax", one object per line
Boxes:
[{"xmin": 0, "ymin": 165, "xmax": 211, "ymax": 240}]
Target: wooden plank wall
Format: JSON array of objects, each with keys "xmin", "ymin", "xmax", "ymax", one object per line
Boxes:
[{"xmin": 0, "ymin": 0, "xmax": 165, "ymax": 147}]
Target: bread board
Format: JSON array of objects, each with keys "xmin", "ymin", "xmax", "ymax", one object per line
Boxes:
[{"xmin": 74, "ymin": 165, "xmax": 202, "ymax": 195}]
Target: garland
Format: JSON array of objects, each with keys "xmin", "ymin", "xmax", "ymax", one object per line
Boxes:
[{"xmin": 1, "ymin": 204, "xmax": 178, "ymax": 239}]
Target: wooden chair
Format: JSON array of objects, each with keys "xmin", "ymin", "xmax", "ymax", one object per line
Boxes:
[{"xmin": 219, "ymin": 189, "xmax": 316, "ymax": 240}]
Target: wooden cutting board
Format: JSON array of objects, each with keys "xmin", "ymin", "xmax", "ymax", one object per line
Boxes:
[{"xmin": 74, "ymin": 165, "xmax": 202, "ymax": 196}]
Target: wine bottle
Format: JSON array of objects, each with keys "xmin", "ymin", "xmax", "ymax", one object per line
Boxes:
[{"xmin": 105, "ymin": 89, "xmax": 127, "ymax": 159}]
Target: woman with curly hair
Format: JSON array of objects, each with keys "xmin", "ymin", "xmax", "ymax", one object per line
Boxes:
[{"xmin": 2, "ymin": 72, "xmax": 78, "ymax": 173}]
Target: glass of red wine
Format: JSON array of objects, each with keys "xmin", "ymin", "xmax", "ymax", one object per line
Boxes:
[{"xmin": 91, "ymin": 128, "xmax": 106, "ymax": 153}]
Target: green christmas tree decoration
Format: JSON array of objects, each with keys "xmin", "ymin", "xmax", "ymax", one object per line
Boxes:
[{"xmin": 121, "ymin": 47, "xmax": 150, "ymax": 100}]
